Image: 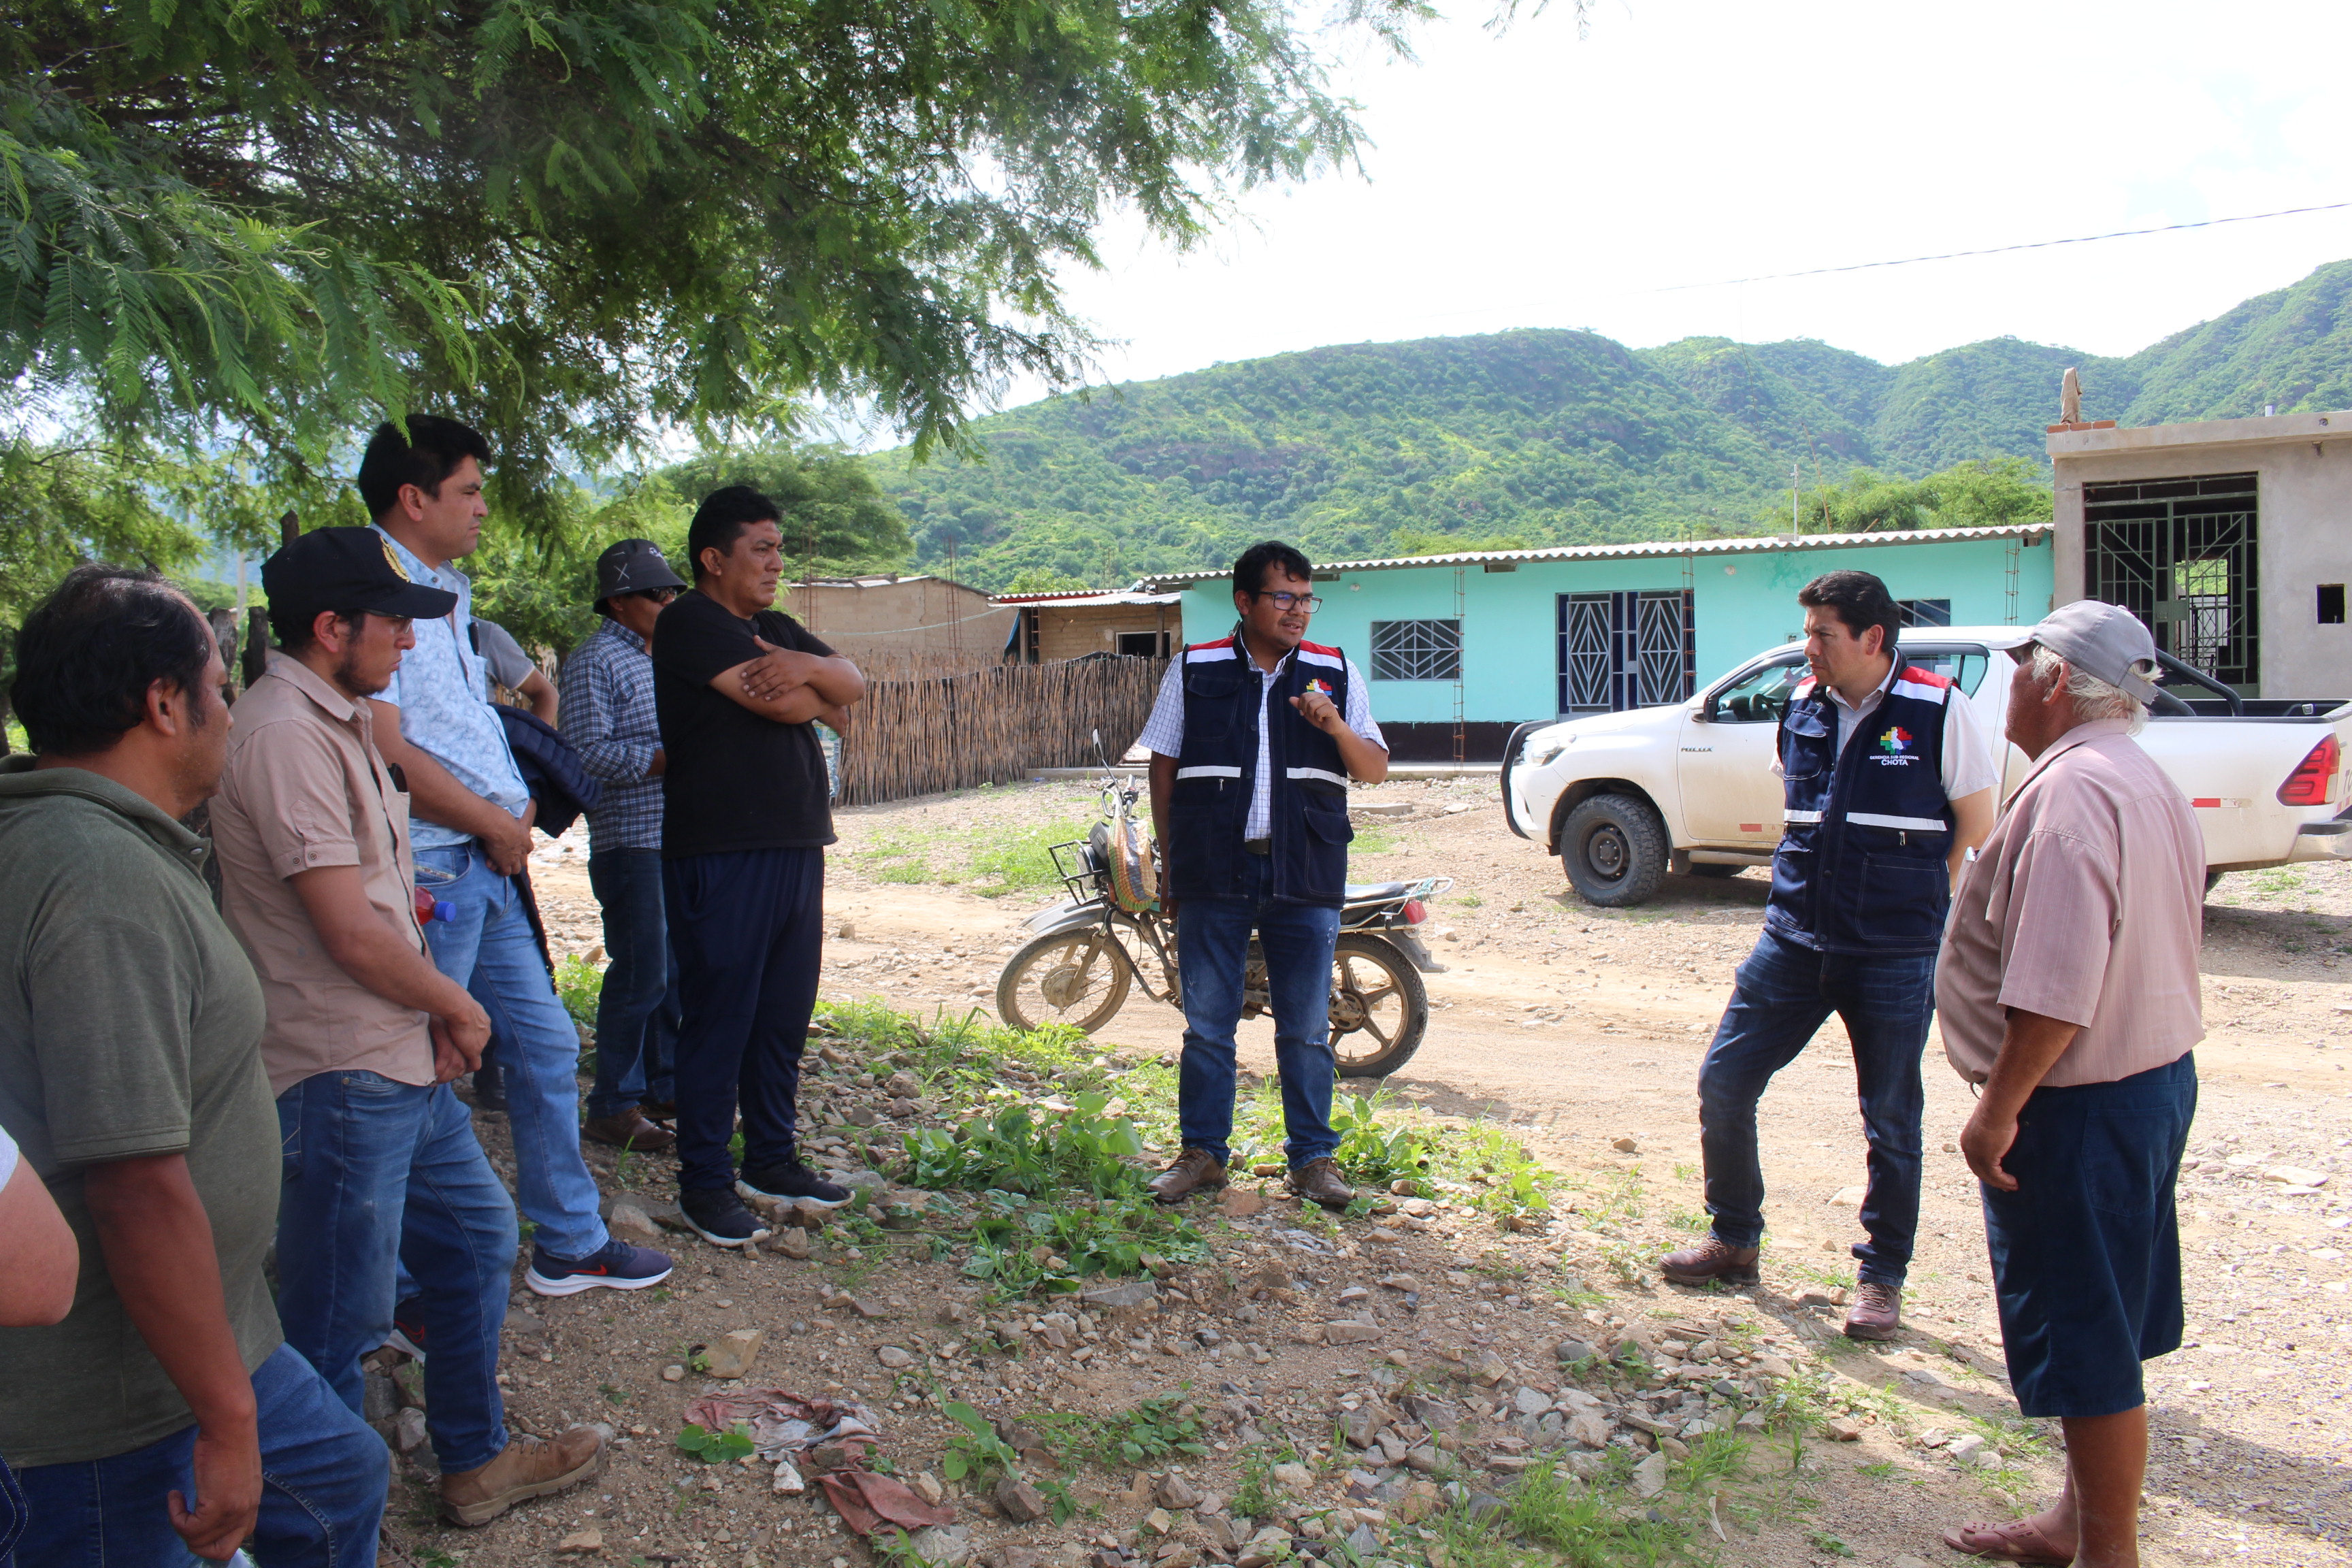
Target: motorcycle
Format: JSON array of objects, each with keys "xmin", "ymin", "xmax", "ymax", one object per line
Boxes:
[{"xmin": 992, "ymin": 756, "xmax": 1452, "ymax": 1078}]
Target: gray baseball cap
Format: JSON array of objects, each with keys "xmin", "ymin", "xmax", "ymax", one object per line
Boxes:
[
  {"xmin": 2027, "ymin": 599, "xmax": 2163, "ymax": 703},
  {"xmin": 593, "ymin": 538, "xmax": 687, "ymax": 604}
]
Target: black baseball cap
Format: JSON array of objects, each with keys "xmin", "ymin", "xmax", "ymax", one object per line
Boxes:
[
  {"xmin": 594, "ymin": 538, "xmax": 687, "ymax": 606},
  {"xmin": 263, "ymin": 527, "xmax": 459, "ymax": 629}
]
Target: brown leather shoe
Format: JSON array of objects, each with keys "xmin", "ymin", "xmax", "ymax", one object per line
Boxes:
[
  {"xmin": 1844, "ymin": 1280, "xmax": 1902, "ymax": 1340},
  {"xmin": 1659, "ymin": 1235, "xmax": 1761, "ymax": 1286},
  {"xmin": 583, "ymin": 1111, "xmax": 675, "ymax": 1153},
  {"xmin": 638, "ymin": 1099, "xmax": 678, "ymax": 1122},
  {"xmin": 1147, "ymin": 1148, "xmax": 1228, "ymax": 1205},
  {"xmin": 1286, "ymin": 1156, "xmax": 1355, "ymax": 1210},
  {"xmin": 440, "ymin": 1426, "xmax": 604, "ymax": 1526}
]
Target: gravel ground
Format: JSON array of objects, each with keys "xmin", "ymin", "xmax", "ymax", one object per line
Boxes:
[{"xmin": 375, "ymin": 778, "xmax": 2352, "ymax": 1568}]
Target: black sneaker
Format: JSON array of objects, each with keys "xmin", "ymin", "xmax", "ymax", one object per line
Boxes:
[
  {"xmin": 736, "ymin": 1159, "xmax": 851, "ymax": 1209},
  {"xmin": 469, "ymin": 1062, "xmax": 507, "ymax": 1113},
  {"xmin": 525, "ymin": 1237, "xmax": 674, "ymax": 1296},
  {"xmin": 679, "ymin": 1186, "xmax": 772, "ymax": 1250}
]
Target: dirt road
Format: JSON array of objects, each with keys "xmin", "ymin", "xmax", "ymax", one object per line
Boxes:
[{"xmin": 518, "ymin": 776, "xmax": 2352, "ymax": 1565}]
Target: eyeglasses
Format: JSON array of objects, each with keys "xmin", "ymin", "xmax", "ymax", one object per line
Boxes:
[
  {"xmin": 633, "ymin": 587, "xmax": 679, "ymax": 604},
  {"xmin": 1254, "ymin": 590, "xmax": 1323, "ymax": 612}
]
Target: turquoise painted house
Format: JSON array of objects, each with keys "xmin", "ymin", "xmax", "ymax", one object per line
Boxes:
[{"xmin": 1139, "ymin": 523, "xmax": 2054, "ymax": 760}]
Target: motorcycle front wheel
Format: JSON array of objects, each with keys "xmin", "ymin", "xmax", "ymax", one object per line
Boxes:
[
  {"xmin": 995, "ymin": 929, "xmax": 1134, "ymax": 1034},
  {"xmin": 1329, "ymin": 933, "xmax": 1427, "ymax": 1079}
]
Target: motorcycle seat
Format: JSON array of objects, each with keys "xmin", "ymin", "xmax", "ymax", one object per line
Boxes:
[{"xmin": 1343, "ymin": 881, "xmax": 1411, "ymax": 902}]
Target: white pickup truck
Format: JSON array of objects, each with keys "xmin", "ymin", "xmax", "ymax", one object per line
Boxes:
[{"xmin": 1501, "ymin": 625, "xmax": 2352, "ymax": 907}]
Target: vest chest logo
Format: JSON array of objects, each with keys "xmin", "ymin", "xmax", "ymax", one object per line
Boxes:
[
  {"xmin": 1874, "ymin": 725, "xmax": 1916, "ymax": 764},
  {"xmin": 1304, "ymin": 678, "xmax": 1335, "ymax": 698}
]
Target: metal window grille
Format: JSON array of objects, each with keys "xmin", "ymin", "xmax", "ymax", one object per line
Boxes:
[
  {"xmin": 1558, "ymin": 590, "xmax": 1694, "ymax": 714},
  {"xmin": 2083, "ymin": 473, "xmax": 2259, "ymax": 690},
  {"xmin": 1369, "ymin": 618, "xmax": 1461, "ymax": 681},
  {"xmin": 1897, "ymin": 598, "xmax": 1952, "ymax": 627}
]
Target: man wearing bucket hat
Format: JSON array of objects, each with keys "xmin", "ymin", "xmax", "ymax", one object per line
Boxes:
[
  {"xmin": 1934, "ymin": 600, "xmax": 2202, "ymax": 1568},
  {"xmin": 559, "ymin": 540, "xmax": 689, "ymax": 1154}
]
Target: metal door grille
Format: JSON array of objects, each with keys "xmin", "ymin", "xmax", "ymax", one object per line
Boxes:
[
  {"xmin": 1559, "ymin": 590, "xmax": 1695, "ymax": 714},
  {"xmin": 2083, "ymin": 473, "xmax": 2259, "ymax": 691}
]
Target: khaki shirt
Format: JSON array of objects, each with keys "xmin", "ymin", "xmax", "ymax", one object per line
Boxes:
[
  {"xmin": 212, "ymin": 652, "xmax": 435, "ymax": 1096},
  {"xmin": 1937, "ymin": 719, "xmax": 2205, "ymax": 1088}
]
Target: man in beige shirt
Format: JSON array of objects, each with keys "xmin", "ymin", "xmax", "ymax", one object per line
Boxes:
[
  {"xmin": 1933, "ymin": 600, "xmax": 2203, "ymax": 1568},
  {"xmin": 211, "ymin": 527, "xmax": 614, "ymax": 1526}
]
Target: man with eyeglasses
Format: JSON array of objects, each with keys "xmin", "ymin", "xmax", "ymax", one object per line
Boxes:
[
  {"xmin": 558, "ymin": 540, "xmax": 688, "ymax": 1154},
  {"xmin": 1139, "ymin": 540, "xmax": 1389, "ymax": 1211}
]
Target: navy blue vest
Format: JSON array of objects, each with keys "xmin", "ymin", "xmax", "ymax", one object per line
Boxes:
[
  {"xmin": 1165, "ymin": 633, "xmax": 1353, "ymax": 908},
  {"xmin": 1764, "ymin": 665, "xmax": 1957, "ymax": 956}
]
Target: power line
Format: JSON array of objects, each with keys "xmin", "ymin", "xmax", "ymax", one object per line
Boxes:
[{"xmin": 1646, "ymin": 200, "xmax": 2352, "ymax": 294}]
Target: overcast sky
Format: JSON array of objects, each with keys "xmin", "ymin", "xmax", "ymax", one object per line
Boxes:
[{"xmin": 996, "ymin": 0, "xmax": 2352, "ymax": 409}]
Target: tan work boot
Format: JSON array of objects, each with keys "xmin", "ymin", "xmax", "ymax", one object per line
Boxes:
[
  {"xmin": 1658, "ymin": 1235, "xmax": 1761, "ymax": 1287},
  {"xmin": 1286, "ymin": 1156, "xmax": 1355, "ymax": 1210},
  {"xmin": 1844, "ymin": 1280, "xmax": 1902, "ymax": 1340},
  {"xmin": 441, "ymin": 1427, "xmax": 604, "ymax": 1526},
  {"xmin": 1147, "ymin": 1148, "xmax": 1228, "ymax": 1205}
]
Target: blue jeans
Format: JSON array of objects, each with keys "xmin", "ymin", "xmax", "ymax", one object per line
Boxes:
[
  {"xmin": 1174, "ymin": 851, "xmax": 1343, "ymax": 1167},
  {"xmin": 1696, "ymin": 929, "xmax": 1934, "ymax": 1286},
  {"xmin": 413, "ymin": 844, "xmax": 608, "ymax": 1260},
  {"xmin": 586, "ymin": 849, "xmax": 678, "ymax": 1120},
  {"xmin": 3, "ymin": 1344, "xmax": 387, "ymax": 1567},
  {"xmin": 276, "ymin": 1072, "xmax": 516, "ymax": 1475},
  {"xmin": 665, "ymin": 848, "xmax": 825, "ymax": 1194}
]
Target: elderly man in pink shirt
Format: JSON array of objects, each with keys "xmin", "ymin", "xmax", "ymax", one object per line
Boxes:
[{"xmin": 1934, "ymin": 600, "xmax": 2204, "ymax": 1568}]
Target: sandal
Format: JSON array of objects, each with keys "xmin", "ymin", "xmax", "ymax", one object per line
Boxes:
[{"xmin": 1942, "ymin": 1518, "xmax": 2074, "ymax": 1566}]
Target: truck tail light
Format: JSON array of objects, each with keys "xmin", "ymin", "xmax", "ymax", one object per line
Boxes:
[
  {"xmin": 2277, "ymin": 734, "xmax": 2342, "ymax": 806},
  {"xmin": 1402, "ymin": 900, "xmax": 1428, "ymax": 925}
]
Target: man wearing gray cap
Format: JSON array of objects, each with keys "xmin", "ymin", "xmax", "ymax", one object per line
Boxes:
[
  {"xmin": 1934, "ymin": 600, "xmax": 2202, "ymax": 1568},
  {"xmin": 559, "ymin": 540, "xmax": 689, "ymax": 1153}
]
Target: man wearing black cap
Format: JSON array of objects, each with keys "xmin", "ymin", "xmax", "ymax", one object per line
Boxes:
[
  {"xmin": 211, "ymin": 527, "xmax": 615, "ymax": 1525},
  {"xmin": 558, "ymin": 540, "xmax": 688, "ymax": 1153}
]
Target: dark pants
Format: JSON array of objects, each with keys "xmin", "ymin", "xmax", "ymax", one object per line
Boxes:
[
  {"xmin": 1696, "ymin": 928, "xmax": 1935, "ymax": 1286},
  {"xmin": 665, "ymin": 847, "xmax": 826, "ymax": 1194},
  {"xmin": 1984, "ymin": 1052, "xmax": 2196, "ymax": 1418},
  {"xmin": 2, "ymin": 1344, "xmax": 386, "ymax": 1567},
  {"xmin": 586, "ymin": 849, "xmax": 679, "ymax": 1120},
  {"xmin": 1174, "ymin": 851, "xmax": 1343, "ymax": 1168}
]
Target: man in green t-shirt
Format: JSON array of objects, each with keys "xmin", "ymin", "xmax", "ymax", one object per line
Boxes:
[{"xmin": 0, "ymin": 566, "xmax": 388, "ymax": 1566}]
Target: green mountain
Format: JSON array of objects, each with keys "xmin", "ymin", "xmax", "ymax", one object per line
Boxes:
[{"xmin": 872, "ymin": 259, "xmax": 2352, "ymax": 589}]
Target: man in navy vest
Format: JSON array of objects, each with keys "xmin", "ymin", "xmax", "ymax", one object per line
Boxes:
[
  {"xmin": 1137, "ymin": 541, "xmax": 1390, "ymax": 1209},
  {"xmin": 1661, "ymin": 570, "xmax": 1998, "ymax": 1338}
]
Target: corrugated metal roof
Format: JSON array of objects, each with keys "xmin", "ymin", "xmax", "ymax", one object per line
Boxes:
[
  {"xmin": 1134, "ymin": 523, "xmax": 2053, "ymax": 590},
  {"xmin": 990, "ymin": 588, "xmax": 1185, "ymax": 608}
]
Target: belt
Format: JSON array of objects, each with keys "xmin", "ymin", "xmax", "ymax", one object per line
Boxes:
[{"xmin": 1243, "ymin": 838, "xmax": 1271, "ymax": 856}]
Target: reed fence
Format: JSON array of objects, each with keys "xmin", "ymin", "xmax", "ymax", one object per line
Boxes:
[{"xmin": 836, "ymin": 655, "xmax": 1166, "ymax": 806}]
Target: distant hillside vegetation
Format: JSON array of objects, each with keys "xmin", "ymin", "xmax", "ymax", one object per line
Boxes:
[{"xmin": 868, "ymin": 259, "xmax": 2352, "ymax": 590}]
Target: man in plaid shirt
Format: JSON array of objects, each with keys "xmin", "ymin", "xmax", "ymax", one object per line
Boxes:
[{"xmin": 559, "ymin": 540, "xmax": 687, "ymax": 1153}]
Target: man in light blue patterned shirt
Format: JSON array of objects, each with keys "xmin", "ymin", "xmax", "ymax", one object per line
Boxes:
[
  {"xmin": 558, "ymin": 540, "xmax": 685, "ymax": 1154},
  {"xmin": 359, "ymin": 416, "xmax": 672, "ymax": 1300}
]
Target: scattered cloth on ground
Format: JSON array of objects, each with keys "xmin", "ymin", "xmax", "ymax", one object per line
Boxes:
[{"xmin": 681, "ymin": 1388, "xmax": 952, "ymax": 1531}]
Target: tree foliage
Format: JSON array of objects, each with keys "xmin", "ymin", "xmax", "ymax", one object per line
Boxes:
[
  {"xmin": 1773, "ymin": 457, "xmax": 2055, "ymax": 535},
  {"xmin": 4, "ymin": 0, "xmax": 1407, "ymax": 520}
]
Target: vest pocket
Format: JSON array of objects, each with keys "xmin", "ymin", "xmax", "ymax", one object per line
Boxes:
[
  {"xmin": 1301, "ymin": 799, "xmax": 1354, "ymax": 845},
  {"xmin": 1857, "ymin": 852, "xmax": 1948, "ymax": 947}
]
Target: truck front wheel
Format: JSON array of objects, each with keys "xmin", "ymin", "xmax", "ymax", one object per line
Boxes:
[{"xmin": 1560, "ymin": 793, "xmax": 1669, "ymax": 908}]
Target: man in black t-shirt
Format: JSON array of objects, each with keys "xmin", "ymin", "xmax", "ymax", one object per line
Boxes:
[{"xmin": 651, "ymin": 487, "xmax": 866, "ymax": 1247}]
